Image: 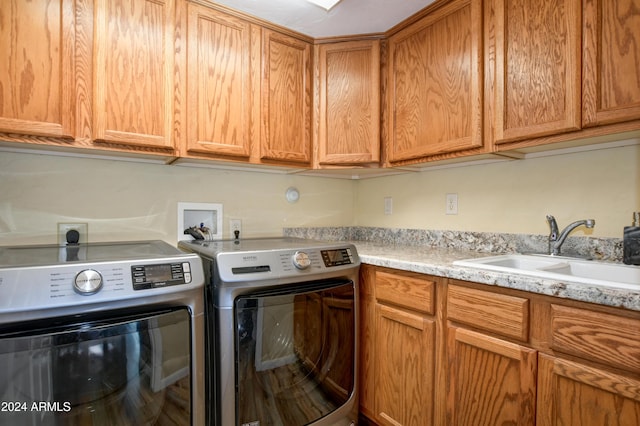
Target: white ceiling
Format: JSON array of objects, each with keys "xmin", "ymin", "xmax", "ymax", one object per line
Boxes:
[{"xmin": 209, "ymin": 0, "xmax": 436, "ymax": 38}]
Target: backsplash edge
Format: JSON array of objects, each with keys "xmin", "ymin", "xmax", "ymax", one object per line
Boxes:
[{"xmin": 282, "ymin": 226, "xmax": 623, "ymax": 262}]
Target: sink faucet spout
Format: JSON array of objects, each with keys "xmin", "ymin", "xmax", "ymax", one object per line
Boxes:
[{"xmin": 546, "ymin": 215, "xmax": 595, "ymax": 256}]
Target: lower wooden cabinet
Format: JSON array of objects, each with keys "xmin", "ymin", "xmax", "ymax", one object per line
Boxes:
[
  {"xmin": 537, "ymin": 354, "xmax": 640, "ymax": 426},
  {"xmin": 359, "ymin": 266, "xmax": 438, "ymax": 426},
  {"xmin": 359, "ymin": 266, "xmax": 640, "ymax": 426},
  {"xmin": 446, "ymin": 326, "xmax": 536, "ymax": 425},
  {"xmin": 376, "ymin": 304, "xmax": 435, "ymax": 426}
]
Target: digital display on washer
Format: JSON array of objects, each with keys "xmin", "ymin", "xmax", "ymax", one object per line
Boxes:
[
  {"xmin": 131, "ymin": 263, "xmax": 192, "ymax": 290},
  {"xmin": 321, "ymin": 249, "xmax": 353, "ymax": 267}
]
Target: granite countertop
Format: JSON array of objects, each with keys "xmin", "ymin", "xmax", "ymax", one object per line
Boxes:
[{"xmin": 350, "ymin": 241, "xmax": 640, "ymax": 312}]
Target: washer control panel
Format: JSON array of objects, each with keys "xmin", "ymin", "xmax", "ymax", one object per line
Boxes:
[
  {"xmin": 210, "ymin": 243, "xmax": 360, "ymax": 283},
  {"xmin": 131, "ymin": 262, "xmax": 192, "ymax": 290},
  {"xmin": 0, "ymin": 258, "xmax": 203, "ymax": 314},
  {"xmin": 321, "ymin": 248, "xmax": 354, "ymax": 267}
]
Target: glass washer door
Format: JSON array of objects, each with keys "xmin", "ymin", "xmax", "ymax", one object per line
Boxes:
[
  {"xmin": 0, "ymin": 308, "xmax": 192, "ymax": 426},
  {"xmin": 235, "ymin": 280, "xmax": 355, "ymax": 426}
]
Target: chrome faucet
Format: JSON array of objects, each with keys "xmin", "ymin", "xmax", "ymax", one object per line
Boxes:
[{"xmin": 546, "ymin": 215, "xmax": 595, "ymax": 256}]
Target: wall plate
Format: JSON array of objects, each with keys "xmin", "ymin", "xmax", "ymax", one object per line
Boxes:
[{"xmin": 177, "ymin": 202, "xmax": 223, "ymax": 241}]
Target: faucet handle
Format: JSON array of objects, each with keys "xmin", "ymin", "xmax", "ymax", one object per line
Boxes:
[{"xmin": 546, "ymin": 215, "xmax": 558, "ymax": 238}]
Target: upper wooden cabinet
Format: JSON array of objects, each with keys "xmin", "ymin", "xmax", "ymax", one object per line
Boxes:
[
  {"xmin": 178, "ymin": 3, "xmax": 314, "ymax": 166},
  {"xmin": 4, "ymin": 0, "xmax": 638, "ymax": 168},
  {"xmin": 317, "ymin": 40, "xmax": 381, "ymax": 165},
  {"xmin": 386, "ymin": 0, "xmax": 484, "ymax": 162},
  {"xmin": 582, "ymin": 0, "xmax": 640, "ymax": 127},
  {"xmin": 93, "ymin": 0, "xmax": 176, "ymax": 150},
  {"xmin": 182, "ymin": 2, "xmax": 254, "ymax": 158},
  {"xmin": 260, "ymin": 29, "xmax": 312, "ymax": 165},
  {"xmin": 0, "ymin": 0, "xmax": 76, "ymax": 139},
  {"xmin": 492, "ymin": 0, "xmax": 582, "ymax": 144}
]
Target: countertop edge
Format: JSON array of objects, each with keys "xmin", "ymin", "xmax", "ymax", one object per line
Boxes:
[{"xmin": 353, "ymin": 243, "xmax": 640, "ymax": 312}]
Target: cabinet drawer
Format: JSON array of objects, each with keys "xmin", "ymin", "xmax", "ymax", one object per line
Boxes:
[
  {"xmin": 550, "ymin": 304, "xmax": 640, "ymax": 373},
  {"xmin": 375, "ymin": 271, "xmax": 435, "ymax": 314},
  {"xmin": 447, "ymin": 284, "xmax": 529, "ymax": 342}
]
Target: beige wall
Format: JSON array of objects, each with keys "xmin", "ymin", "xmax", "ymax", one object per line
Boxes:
[
  {"xmin": 355, "ymin": 143, "xmax": 640, "ymax": 238},
  {"xmin": 0, "ymin": 151, "xmax": 356, "ymax": 245},
  {"xmin": 0, "ymin": 142, "xmax": 638, "ymax": 245}
]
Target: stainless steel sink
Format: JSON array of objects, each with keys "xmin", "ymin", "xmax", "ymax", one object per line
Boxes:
[{"xmin": 453, "ymin": 254, "xmax": 640, "ymax": 290}]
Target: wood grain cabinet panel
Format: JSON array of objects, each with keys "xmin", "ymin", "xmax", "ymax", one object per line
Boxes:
[
  {"xmin": 375, "ymin": 270, "xmax": 435, "ymax": 314},
  {"xmin": 493, "ymin": 0, "xmax": 582, "ymax": 143},
  {"xmin": 260, "ymin": 29, "xmax": 312, "ymax": 164},
  {"xmin": 387, "ymin": 0, "xmax": 483, "ymax": 162},
  {"xmin": 375, "ymin": 304, "xmax": 435, "ymax": 426},
  {"xmin": 359, "ymin": 266, "xmax": 439, "ymax": 426},
  {"xmin": 0, "ymin": 0, "xmax": 76, "ymax": 139},
  {"xmin": 447, "ymin": 326, "xmax": 537, "ymax": 426},
  {"xmin": 550, "ymin": 304, "xmax": 640, "ymax": 373},
  {"xmin": 537, "ymin": 354, "xmax": 640, "ymax": 426},
  {"xmin": 183, "ymin": 3, "xmax": 253, "ymax": 158},
  {"xmin": 447, "ymin": 283, "xmax": 529, "ymax": 342},
  {"xmin": 93, "ymin": 0, "xmax": 175, "ymax": 149},
  {"xmin": 582, "ymin": 0, "xmax": 640, "ymax": 127},
  {"xmin": 317, "ymin": 40, "xmax": 380, "ymax": 165}
]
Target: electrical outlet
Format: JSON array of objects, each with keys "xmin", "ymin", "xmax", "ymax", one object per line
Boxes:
[
  {"xmin": 384, "ymin": 197, "xmax": 393, "ymax": 215},
  {"xmin": 58, "ymin": 223, "xmax": 88, "ymax": 245},
  {"xmin": 230, "ymin": 219, "xmax": 242, "ymax": 237},
  {"xmin": 446, "ymin": 193, "xmax": 458, "ymax": 215}
]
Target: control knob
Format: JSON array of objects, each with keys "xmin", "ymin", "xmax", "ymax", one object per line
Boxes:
[
  {"xmin": 74, "ymin": 269, "xmax": 103, "ymax": 295},
  {"xmin": 292, "ymin": 251, "xmax": 311, "ymax": 270}
]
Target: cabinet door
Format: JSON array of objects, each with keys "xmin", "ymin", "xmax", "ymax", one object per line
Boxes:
[
  {"xmin": 93, "ymin": 0, "xmax": 175, "ymax": 149},
  {"xmin": 318, "ymin": 40, "xmax": 380, "ymax": 165},
  {"xmin": 375, "ymin": 303, "xmax": 435, "ymax": 426},
  {"xmin": 582, "ymin": 0, "xmax": 640, "ymax": 127},
  {"xmin": 260, "ymin": 29, "xmax": 312, "ymax": 164},
  {"xmin": 387, "ymin": 0, "xmax": 483, "ymax": 162},
  {"xmin": 0, "ymin": 0, "xmax": 75, "ymax": 139},
  {"xmin": 538, "ymin": 354, "xmax": 640, "ymax": 426},
  {"xmin": 493, "ymin": 0, "xmax": 581, "ymax": 144},
  {"xmin": 184, "ymin": 3, "xmax": 253, "ymax": 158},
  {"xmin": 447, "ymin": 326, "xmax": 536, "ymax": 426}
]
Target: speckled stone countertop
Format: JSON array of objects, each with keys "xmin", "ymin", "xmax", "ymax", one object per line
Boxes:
[
  {"xmin": 284, "ymin": 227, "xmax": 639, "ymax": 312},
  {"xmin": 351, "ymin": 241, "xmax": 640, "ymax": 312}
]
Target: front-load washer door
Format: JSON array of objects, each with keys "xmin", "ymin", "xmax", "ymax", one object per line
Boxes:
[
  {"xmin": 234, "ymin": 279, "xmax": 355, "ymax": 426},
  {"xmin": 0, "ymin": 308, "xmax": 192, "ymax": 425}
]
